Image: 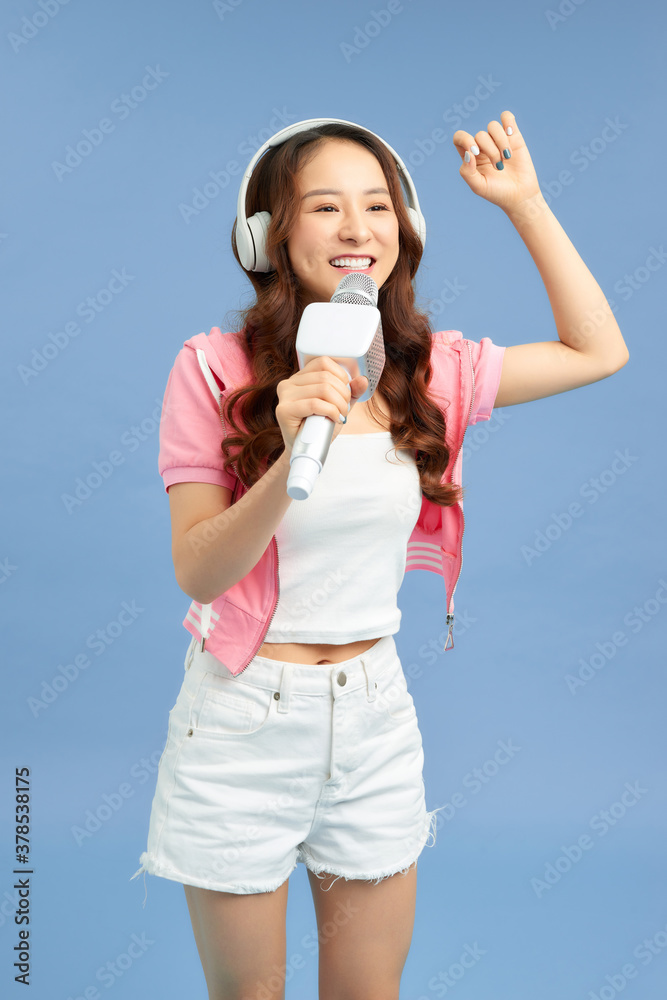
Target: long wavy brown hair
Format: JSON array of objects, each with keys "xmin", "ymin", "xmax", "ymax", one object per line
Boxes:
[{"xmin": 220, "ymin": 121, "xmax": 464, "ymax": 508}]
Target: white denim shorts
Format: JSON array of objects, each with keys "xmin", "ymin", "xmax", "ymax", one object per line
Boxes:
[{"xmin": 130, "ymin": 633, "xmax": 445, "ymax": 900}]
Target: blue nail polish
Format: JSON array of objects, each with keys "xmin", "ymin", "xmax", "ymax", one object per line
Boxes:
[
  {"xmin": 503, "ymin": 148, "xmax": 511, "ymax": 159},
  {"xmin": 496, "ymin": 161, "xmax": 504, "ymax": 170}
]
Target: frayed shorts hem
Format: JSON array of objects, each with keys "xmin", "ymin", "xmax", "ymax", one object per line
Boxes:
[
  {"xmin": 300, "ymin": 851, "xmax": 418, "ymax": 891},
  {"xmin": 298, "ymin": 802, "xmax": 446, "ymax": 892},
  {"xmin": 130, "ymin": 805, "xmax": 447, "ymax": 904},
  {"xmin": 129, "ymin": 852, "xmax": 298, "ymax": 902}
]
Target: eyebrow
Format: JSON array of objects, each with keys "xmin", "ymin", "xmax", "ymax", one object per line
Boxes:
[{"xmin": 301, "ymin": 187, "xmax": 390, "ymax": 200}]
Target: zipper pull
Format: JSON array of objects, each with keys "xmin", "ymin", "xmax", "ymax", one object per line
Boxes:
[
  {"xmin": 444, "ymin": 613, "xmax": 455, "ymax": 651},
  {"xmin": 199, "ymin": 602, "xmax": 212, "ymax": 654}
]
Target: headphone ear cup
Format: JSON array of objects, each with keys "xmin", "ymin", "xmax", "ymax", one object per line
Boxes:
[
  {"xmin": 406, "ymin": 206, "xmax": 426, "ymax": 250},
  {"xmin": 244, "ymin": 211, "xmax": 273, "ymax": 272},
  {"xmin": 235, "ymin": 214, "xmax": 255, "ymax": 271}
]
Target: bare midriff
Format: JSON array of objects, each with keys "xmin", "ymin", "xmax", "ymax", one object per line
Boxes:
[
  {"xmin": 257, "ymin": 391, "xmax": 391, "ymax": 667},
  {"xmin": 256, "ymin": 636, "xmax": 384, "ymax": 665}
]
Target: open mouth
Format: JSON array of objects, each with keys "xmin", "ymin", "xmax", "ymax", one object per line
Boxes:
[{"xmin": 329, "ymin": 256, "xmax": 375, "ymax": 270}]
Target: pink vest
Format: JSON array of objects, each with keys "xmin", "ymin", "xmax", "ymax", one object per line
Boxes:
[{"xmin": 160, "ymin": 328, "xmax": 505, "ymax": 676}]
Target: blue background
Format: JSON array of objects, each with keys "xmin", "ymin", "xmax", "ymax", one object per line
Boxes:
[{"xmin": 2, "ymin": 0, "xmax": 666, "ymax": 997}]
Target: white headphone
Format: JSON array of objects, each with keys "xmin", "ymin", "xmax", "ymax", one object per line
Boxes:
[{"xmin": 234, "ymin": 117, "xmax": 426, "ymax": 273}]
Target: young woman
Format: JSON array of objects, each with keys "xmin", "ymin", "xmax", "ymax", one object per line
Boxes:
[{"xmin": 132, "ymin": 113, "xmax": 629, "ymax": 1000}]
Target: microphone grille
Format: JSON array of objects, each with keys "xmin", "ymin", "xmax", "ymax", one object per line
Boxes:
[{"xmin": 330, "ymin": 273, "xmax": 378, "ymax": 307}]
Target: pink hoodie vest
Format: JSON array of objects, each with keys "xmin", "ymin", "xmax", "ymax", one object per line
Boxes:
[{"xmin": 158, "ymin": 327, "xmax": 505, "ymax": 676}]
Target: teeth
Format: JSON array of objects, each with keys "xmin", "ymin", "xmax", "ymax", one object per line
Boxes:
[{"xmin": 330, "ymin": 257, "xmax": 372, "ymax": 268}]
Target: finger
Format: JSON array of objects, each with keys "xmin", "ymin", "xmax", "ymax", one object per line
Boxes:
[
  {"xmin": 472, "ymin": 123, "xmax": 505, "ymax": 169},
  {"xmin": 487, "ymin": 113, "xmax": 515, "ymax": 166},
  {"xmin": 351, "ymin": 375, "xmax": 369, "ymax": 401},
  {"xmin": 301, "ymin": 361, "xmax": 353, "ymax": 401},
  {"xmin": 303, "ymin": 356, "xmax": 352, "ymax": 385},
  {"xmin": 320, "ymin": 376, "xmax": 353, "ymax": 411},
  {"xmin": 452, "ymin": 129, "xmax": 481, "ymax": 160},
  {"xmin": 285, "ymin": 372, "xmax": 352, "ymax": 412},
  {"xmin": 333, "ymin": 359, "xmax": 354, "ymax": 384},
  {"xmin": 499, "ymin": 109, "xmax": 522, "ymax": 146}
]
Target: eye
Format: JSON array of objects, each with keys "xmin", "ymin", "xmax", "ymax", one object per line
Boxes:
[{"xmin": 313, "ymin": 203, "xmax": 391, "ymax": 213}]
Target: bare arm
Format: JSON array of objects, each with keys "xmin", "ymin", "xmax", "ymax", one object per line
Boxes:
[
  {"xmin": 493, "ymin": 192, "xmax": 629, "ymax": 408},
  {"xmin": 170, "ymin": 450, "xmax": 293, "ymax": 605},
  {"xmin": 167, "ymin": 355, "xmax": 362, "ymax": 605},
  {"xmin": 452, "ymin": 110, "xmax": 629, "ymax": 410}
]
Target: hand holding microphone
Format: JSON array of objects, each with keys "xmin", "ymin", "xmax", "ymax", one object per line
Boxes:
[
  {"xmin": 278, "ymin": 273, "xmax": 385, "ymax": 500},
  {"xmin": 275, "ymin": 358, "xmax": 369, "ymax": 456}
]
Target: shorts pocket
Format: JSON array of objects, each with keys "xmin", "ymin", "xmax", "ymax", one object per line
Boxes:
[
  {"xmin": 189, "ymin": 672, "xmax": 275, "ymax": 738},
  {"xmin": 374, "ymin": 663, "xmax": 417, "ymax": 725}
]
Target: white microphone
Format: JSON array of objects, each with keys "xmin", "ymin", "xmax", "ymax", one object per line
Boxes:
[{"xmin": 286, "ymin": 273, "xmax": 385, "ymax": 500}]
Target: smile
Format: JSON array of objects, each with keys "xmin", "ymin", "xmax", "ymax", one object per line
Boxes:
[{"xmin": 329, "ymin": 256, "xmax": 375, "ymax": 269}]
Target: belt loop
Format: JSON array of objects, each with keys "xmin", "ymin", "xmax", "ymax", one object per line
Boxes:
[
  {"xmin": 276, "ymin": 660, "xmax": 293, "ymax": 714},
  {"xmin": 362, "ymin": 657, "xmax": 378, "ymax": 702}
]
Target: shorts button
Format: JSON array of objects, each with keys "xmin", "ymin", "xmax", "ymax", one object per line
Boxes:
[
  {"xmin": 337, "ymin": 671, "xmax": 347, "ymax": 686},
  {"xmin": 186, "ymin": 728, "xmax": 193, "ymax": 737},
  {"xmin": 273, "ymin": 691, "xmax": 280, "ymax": 700}
]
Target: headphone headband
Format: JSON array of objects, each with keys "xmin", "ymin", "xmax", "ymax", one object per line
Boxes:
[{"xmin": 234, "ymin": 117, "xmax": 426, "ymax": 273}]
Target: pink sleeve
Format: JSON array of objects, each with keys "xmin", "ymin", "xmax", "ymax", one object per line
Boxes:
[
  {"xmin": 466, "ymin": 336, "xmax": 506, "ymax": 426},
  {"xmin": 158, "ymin": 345, "xmax": 238, "ymax": 494}
]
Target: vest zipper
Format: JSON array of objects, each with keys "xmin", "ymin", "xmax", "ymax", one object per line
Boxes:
[
  {"xmin": 213, "ymin": 382, "xmax": 282, "ymax": 673},
  {"xmin": 444, "ymin": 339, "xmax": 476, "ymax": 651},
  {"xmin": 226, "ymin": 466, "xmax": 281, "ymax": 675},
  {"xmin": 198, "ymin": 466, "xmax": 282, "ymax": 673},
  {"xmin": 236, "ymin": 532, "xmax": 281, "ymax": 675},
  {"xmin": 199, "ymin": 603, "xmax": 211, "ymax": 652}
]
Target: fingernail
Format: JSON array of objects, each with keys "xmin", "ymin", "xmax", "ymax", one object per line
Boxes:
[
  {"xmin": 464, "ymin": 151, "xmax": 470, "ymax": 162},
  {"xmin": 339, "ymin": 413, "xmax": 347, "ymax": 423},
  {"xmin": 506, "ymin": 126, "xmax": 513, "ymax": 136},
  {"xmin": 471, "ymin": 143, "xmax": 479, "ymax": 155},
  {"xmin": 347, "ymin": 402, "xmax": 351, "ymax": 414},
  {"xmin": 495, "ymin": 161, "xmax": 504, "ymax": 170},
  {"xmin": 503, "ymin": 148, "xmax": 511, "ymax": 159}
]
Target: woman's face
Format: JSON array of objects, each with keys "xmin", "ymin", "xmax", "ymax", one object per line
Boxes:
[{"xmin": 286, "ymin": 139, "xmax": 400, "ymax": 305}]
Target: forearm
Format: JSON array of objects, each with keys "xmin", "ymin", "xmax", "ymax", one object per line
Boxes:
[
  {"xmin": 504, "ymin": 192, "xmax": 629, "ymax": 369},
  {"xmin": 175, "ymin": 450, "xmax": 293, "ymax": 605}
]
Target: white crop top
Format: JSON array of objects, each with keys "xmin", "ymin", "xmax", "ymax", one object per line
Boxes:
[{"xmin": 264, "ymin": 431, "xmax": 422, "ymax": 644}]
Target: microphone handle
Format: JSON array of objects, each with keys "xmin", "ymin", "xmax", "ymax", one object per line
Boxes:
[{"xmin": 286, "ymin": 413, "xmax": 336, "ymax": 501}]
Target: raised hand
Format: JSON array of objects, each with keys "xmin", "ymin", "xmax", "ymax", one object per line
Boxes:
[{"xmin": 453, "ymin": 110, "xmax": 542, "ymax": 214}]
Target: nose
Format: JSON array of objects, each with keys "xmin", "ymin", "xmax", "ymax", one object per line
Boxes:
[{"xmin": 337, "ymin": 206, "xmax": 372, "ymax": 244}]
